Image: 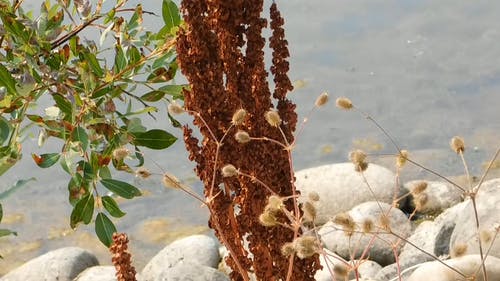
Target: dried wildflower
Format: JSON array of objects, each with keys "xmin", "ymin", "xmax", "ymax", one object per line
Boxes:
[
  {"xmin": 333, "ymin": 264, "xmax": 349, "ymax": 278},
  {"xmin": 221, "ymin": 164, "xmax": 238, "ymax": 177},
  {"xmin": 480, "ymin": 230, "xmax": 492, "ymax": 244},
  {"xmin": 301, "ymin": 201, "xmax": 317, "ymax": 223},
  {"xmin": 361, "ymin": 218, "xmax": 374, "ymax": 234},
  {"xmin": 334, "ymin": 213, "xmax": 356, "ymax": 235},
  {"xmin": 167, "ymin": 101, "xmax": 184, "ymax": 115},
  {"xmin": 315, "ymin": 92, "xmax": 329, "ymax": 107},
  {"xmin": 259, "ymin": 211, "xmax": 278, "ymax": 227},
  {"xmin": 162, "ymin": 173, "xmax": 181, "ymax": 189},
  {"xmin": 234, "ymin": 130, "xmax": 251, "ymax": 144},
  {"xmin": 335, "ymin": 97, "xmax": 353, "ymax": 110},
  {"xmin": 411, "ymin": 181, "xmax": 428, "ymax": 195},
  {"xmin": 452, "ymin": 243, "xmax": 468, "ymax": 257},
  {"xmin": 135, "ymin": 167, "xmax": 152, "ymax": 179},
  {"xmin": 281, "ymin": 242, "xmax": 295, "ymax": 257},
  {"xmin": 414, "ymin": 193, "xmax": 428, "ymax": 211},
  {"xmin": 308, "ymin": 191, "xmax": 320, "ymax": 202},
  {"xmin": 450, "ymin": 136, "xmax": 465, "ymax": 153},
  {"xmin": 294, "ymin": 236, "xmax": 320, "ymax": 259},
  {"xmin": 264, "ymin": 110, "xmax": 282, "ymax": 127},
  {"xmin": 113, "ymin": 147, "xmax": 129, "ymax": 161},
  {"xmin": 231, "ymin": 109, "xmax": 247, "ymax": 126},
  {"xmin": 349, "ymin": 149, "xmax": 368, "ymax": 172},
  {"xmin": 266, "ymin": 195, "xmax": 284, "ymax": 211},
  {"xmin": 396, "ymin": 150, "xmax": 409, "ymax": 168},
  {"xmin": 379, "ymin": 214, "xmax": 391, "ymax": 232},
  {"xmin": 109, "ymin": 232, "xmax": 137, "ymax": 281}
]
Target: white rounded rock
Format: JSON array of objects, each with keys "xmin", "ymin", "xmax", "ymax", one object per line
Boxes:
[
  {"xmin": 73, "ymin": 266, "xmax": 116, "ymax": 281},
  {"xmin": 0, "ymin": 247, "xmax": 98, "ymax": 281},
  {"xmin": 296, "ymin": 163, "xmax": 397, "ymax": 225},
  {"xmin": 319, "ymin": 201, "xmax": 412, "ymax": 266},
  {"xmin": 152, "ymin": 261, "xmax": 229, "ymax": 281},
  {"xmin": 406, "ymin": 254, "xmax": 500, "ymax": 281},
  {"xmin": 141, "ymin": 235, "xmax": 220, "ymax": 281},
  {"xmin": 449, "ymin": 178, "xmax": 500, "ymax": 259}
]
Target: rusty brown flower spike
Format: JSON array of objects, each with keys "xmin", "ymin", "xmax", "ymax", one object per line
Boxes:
[
  {"xmin": 109, "ymin": 233, "xmax": 137, "ymax": 281},
  {"xmin": 176, "ymin": 0, "xmax": 320, "ymax": 280}
]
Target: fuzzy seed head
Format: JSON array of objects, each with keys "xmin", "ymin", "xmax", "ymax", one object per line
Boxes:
[
  {"xmin": 266, "ymin": 195, "xmax": 284, "ymax": 211},
  {"xmin": 362, "ymin": 218, "xmax": 374, "ymax": 233},
  {"xmin": 308, "ymin": 191, "xmax": 320, "ymax": 202},
  {"xmin": 294, "ymin": 236, "xmax": 320, "ymax": 259},
  {"xmin": 349, "ymin": 149, "xmax": 369, "ymax": 172},
  {"xmin": 232, "ymin": 109, "xmax": 247, "ymax": 126},
  {"xmin": 411, "ymin": 181, "xmax": 428, "ymax": 195},
  {"xmin": 379, "ymin": 214, "xmax": 391, "ymax": 232},
  {"xmin": 162, "ymin": 173, "xmax": 180, "ymax": 189},
  {"xmin": 259, "ymin": 211, "xmax": 278, "ymax": 227},
  {"xmin": 480, "ymin": 230, "xmax": 492, "ymax": 244},
  {"xmin": 264, "ymin": 110, "xmax": 281, "ymax": 127},
  {"xmin": 135, "ymin": 167, "xmax": 152, "ymax": 179},
  {"xmin": 334, "ymin": 213, "xmax": 356, "ymax": 235},
  {"xmin": 281, "ymin": 242, "xmax": 296, "ymax": 257},
  {"xmin": 414, "ymin": 193, "xmax": 428, "ymax": 211},
  {"xmin": 235, "ymin": 130, "xmax": 251, "ymax": 144},
  {"xmin": 452, "ymin": 243, "xmax": 468, "ymax": 257},
  {"xmin": 336, "ymin": 97, "xmax": 353, "ymax": 110},
  {"xmin": 315, "ymin": 92, "xmax": 329, "ymax": 107},
  {"xmin": 301, "ymin": 201, "xmax": 317, "ymax": 223},
  {"xmin": 167, "ymin": 101, "xmax": 184, "ymax": 115},
  {"xmin": 333, "ymin": 264, "xmax": 349, "ymax": 277},
  {"xmin": 397, "ymin": 150, "xmax": 409, "ymax": 168},
  {"xmin": 221, "ymin": 164, "xmax": 238, "ymax": 177},
  {"xmin": 112, "ymin": 147, "xmax": 130, "ymax": 161},
  {"xmin": 450, "ymin": 136, "xmax": 465, "ymax": 154}
]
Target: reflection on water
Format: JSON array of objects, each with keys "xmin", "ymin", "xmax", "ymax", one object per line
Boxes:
[{"xmin": 1, "ymin": 0, "xmax": 500, "ymax": 274}]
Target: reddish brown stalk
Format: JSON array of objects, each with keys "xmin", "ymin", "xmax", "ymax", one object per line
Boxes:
[
  {"xmin": 176, "ymin": 1, "xmax": 320, "ymax": 280},
  {"xmin": 109, "ymin": 233, "xmax": 137, "ymax": 281}
]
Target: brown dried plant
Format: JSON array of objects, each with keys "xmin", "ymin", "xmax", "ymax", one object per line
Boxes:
[
  {"xmin": 109, "ymin": 232, "xmax": 137, "ymax": 281},
  {"xmin": 176, "ymin": 1, "xmax": 320, "ymax": 281}
]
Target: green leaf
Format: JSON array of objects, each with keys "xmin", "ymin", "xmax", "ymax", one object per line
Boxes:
[
  {"xmin": 71, "ymin": 127, "xmax": 89, "ymax": 151},
  {"xmin": 70, "ymin": 193, "xmax": 94, "ymax": 229},
  {"xmin": 99, "ymin": 166, "xmax": 111, "ymax": 179},
  {"xmin": 32, "ymin": 153, "xmax": 61, "ymax": 168},
  {"xmin": 141, "ymin": 91, "xmax": 165, "ymax": 102},
  {"xmin": 100, "ymin": 179, "xmax": 141, "ymax": 199},
  {"xmin": 162, "ymin": 0, "xmax": 181, "ymax": 33},
  {"xmin": 114, "ymin": 45, "xmax": 127, "ymax": 73},
  {"xmin": 95, "ymin": 212, "xmax": 116, "ymax": 247},
  {"xmin": 0, "ymin": 229, "xmax": 17, "ymax": 237},
  {"xmin": 0, "ymin": 203, "xmax": 3, "ymax": 222},
  {"xmin": 0, "ymin": 116, "xmax": 11, "ymax": 145},
  {"xmin": 52, "ymin": 94, "xmax": 73, "ymax": 118},
  {"xmin": 0, "ymin": 177, "xmax": 36, "ymax": 200},
  {"xmin": 102, "ymin": 196, "xmax": 126, "ymax": 218},
  {"xmin": 134, "ymin": 146, "xmax": 144, "ymax": 167},
  {"xmin": 132, "ymin": 129, "xmax": 176, "ymax": 150},
  {"xmin": 160, "ymin": 84, "xmax": 187, "ymax": 100},
  {"xmin": 82, "ymin": 52, "xmax": 104, "ymax": 77},
  {"xmin": 0, "ymin": 64, "xmax": 17, "ymax": 95},
  {"xmin": 168, "ymin": 112, "xmax": 182, "ymax": 128}
]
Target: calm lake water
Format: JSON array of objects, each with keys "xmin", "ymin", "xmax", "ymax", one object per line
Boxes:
[{"xmin": 1, "ymin": 0, "xmax": 500, "ymax": 274}]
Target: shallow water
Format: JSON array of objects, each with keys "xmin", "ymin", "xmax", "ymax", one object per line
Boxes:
[{"xmin": 1, "ymin": 0, "xmax": 500, "ymax": 275}]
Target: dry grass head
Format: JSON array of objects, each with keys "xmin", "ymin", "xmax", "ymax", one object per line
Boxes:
[
  {"xmin": 308, "ymin": 191, "xmax": 320, "ymax": 202},
  {"xmin": 294, "ymin": 235, "xmax": 321, "ymax": 259},
  {"xmin": 162, "ymin": 173, "xmax": 181, "ymax": 189},
  {"xmin": 336, "ymin": 97, "xmax": 353, "ymax": 110},
  {"xmin": 221, "ymin": 164, "xmax": 238, "ymax": 177},
  {"xmin": 411, "ymin": 181, "xmax": 428, "ymax": 195},
  {"xmin": 232, "ymin": 108, "xmax": 247, "ymax": 126},
  {"xmin": 315, "ymin": 91, "xmax": 329, "ymax": 107},
  {"xmin": 112, "ymin": 147, "xmax": 130, "ymax": 161},
  {"xmin": 450, "ymin": 136, "xmax": 465, "ymax": 154},
  {"xmin": 167, "ymin": 101, "xmax": 184, "ymax": 115},
  {"xmin": 235, "ymin": 130, "xmax": 251, "ymax": 144},
  {"xmin": 396, "ymin": 149, "xmax": 409, "ymax": 168},
  {"xmin": 264, "ymin": 110, "xmax": 282, "ymax": 127},
  {"xmin": 361, "ymin": 218, "xmax": 374, "ymax": 234},
  {"xmin": 349, "ymin": 149, "xmax": 368, "ymax": 172},
  {"xmin": 334, "ymin": 212, "xmax": 356, "ymax": 236},
  {"xmin": 451, "ymin": 243, "xmax": 468, "ymax": 257},
  {"xmin": 135, "ymin": 167, "xmax": 152, "ymax": 179},
  {"xmin": 378, "ymin": 214, "xmax": 391, "ymax": 232},
  {"xmin": 414, "ymin": 193, "xmax": 429, "ymax": 211},
  {"xmin": 301, "ymin": 201, "xmax": 317, "ymax": 223}
]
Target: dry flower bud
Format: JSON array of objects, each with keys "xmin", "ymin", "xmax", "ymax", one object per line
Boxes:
[
  {"xmin": 480, "ymin": 230, "xmax": 492, "ymax": 244},
  {"xmin": 235, "ymin": 130, "xmax": 251, "ymax": 144},
  {"xmin": 452, "ymin": 243, "xmax": 468, "ymax": 257},
  {"xmin": 349, "ymin": 149, "xmax": 367, "ymax": 164},
  {"xmin": 135, "ymin": 167, "xmax": 152, "ymax": 179},
  {"xmin": 294, "ymin": 236, "xmax": 320, "ymax": 259},
  {"xmin": 308, "ymin": 191, "xmax": 320, "ymax": 202},
  {"xmin": 112, "ymin": 147, "xmax": 130, "ymax": 161},
  {"xmin": 301, "ymin": 201, "xmax": 317, "ymax": 222},
  {"xmin": 259, "ymin": 211, "xmax": 278, "ymax": 227},
  {"xmin": 315, "ymin": 92, "xmax": 329, "ymax": 107},
  {"xmin": 411, "ymin": 181, "xmax": 428, "ymax": 195},
  {"xmin": 379, "ymin": 214, "xmax": 391, "ymax": 232},
  {"xmin": 162, "ymin": 173, "xmax": 181, "ymax": 189},
  {"xmin": 414, "ymin": 193, "xmax": 428, "ymax": 211},
  {"xmin": 167, "ymin": 101, "xmax": 184, "ymax": 115},
  {"xmin": 333, "ymin": 264, "xmax": 349, "ymax": 277},
  {"xmin": 450, "ymin": 136, "xmax": 465, "ymax": 153},
  {"xmin": 335, "ymin": 97, "xmax": 353, "ymax": 110},
  {"xmin": 361, "ymin": 218, "xmax": 374, "ymax": 233},
  {"xmin": 264, "ymin": 110, "xmax": 281, "ymax": 127},
  {"xmin": 221, "ymin": 164, "xmax": 238, "ymax": 177},
  {"xmin": 281, "ymin": 242, "xmax": 296, "ymax": 257},
  {"xmin": 396, "ymin": 150, "xmax": 409, "ymax": 168},
  {"xmin": 267, "ymin": 195, "xmax": 284, "ymax": 211},
  {"xmin": 232, "ymin": 109, "xmax": 247, "ymax": 126},
  {"xmin": 334, "ymin": 213, "xmax": 356, "ymax": 235}
]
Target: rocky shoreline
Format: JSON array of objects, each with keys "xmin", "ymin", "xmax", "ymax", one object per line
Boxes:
[{"xmin": 1, "ymin": 163, "xmax": 499, "ymax": 281}]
